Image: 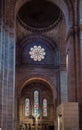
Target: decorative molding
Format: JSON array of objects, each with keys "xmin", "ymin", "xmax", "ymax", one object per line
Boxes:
[
  {"xmin": 17, "ymin": 13, "xmax": 63, "ymax": 33},
  {"xmin": 17, "ymin": 0, "xmax": 63, "ymax": 33},
  {"xmin": 18, "ymin": 35, "xmax": 57, "ymax": 50}
]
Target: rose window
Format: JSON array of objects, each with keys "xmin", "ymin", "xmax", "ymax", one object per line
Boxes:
[{"xmin": 29, "ymin": 45, "xmax": 46, "ymax": 61}]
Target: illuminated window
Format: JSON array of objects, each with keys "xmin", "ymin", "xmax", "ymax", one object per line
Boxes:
[
  {"xmin": 43, "ymin": 99, "xmax": 47, "ymax": 117},
  {"xmin": 66, "ymin": 54, "xmax": 68, "ymax": 72},
  {"xmin": 34, "ymin": 90, "xmax": 39, "ymax": 116},
  {"xmin": 29, "ymin": 45, "xmax": 46, "ymax": 61},
  {"xmin": 25, "ymin": 98, "xmax": 30, "ymax": 116}
]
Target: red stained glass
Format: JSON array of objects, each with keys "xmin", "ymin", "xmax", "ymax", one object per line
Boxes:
[
  {"xmin": 43, "ymin": 99, "xmax": 47, "ymax": 117},
  {"xmin": 25, "ymin": 98, "xmax": 30, "ymax": 116},
  {"xmin": 29, "ymin": 46, "xmax": 46, "ymax": 61}
]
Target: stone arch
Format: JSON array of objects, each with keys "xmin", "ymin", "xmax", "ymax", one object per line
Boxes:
[
  {"xmin": 17, "ymin": 74, "xmax": 57, "ymax": 101},
  {"xmin": 18, "ymin": 35, "xmax": 57, "ymax": 50},
  {"xmin": 17, "ymin": 75, "xmax": 56, "ymax": 130},
  {"xmin": 15, "ymin": 0, "xmax": 74, "ymax": 32}
]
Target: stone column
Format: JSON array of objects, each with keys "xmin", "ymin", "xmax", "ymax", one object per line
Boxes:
[
  {"xmin": 79, "ymin": 1, "xmax": 82, "ymax": 129},
  {"xmin": 74, "ymin": 26, "xmax": 81, "ymax": 102},
  {"xmin": 60, "ymin": 71, "xmax": 68, "ymax": 102},
  {"xmin": 0, "ymin": 0, "xmax": 3, "ymax": 128},
  {"xmin": 66, "ymin": 28, "xmax": 77, "ymax": 102},
  {"xmin": 67, "ymin": 24, "xmax": 81, "ymax": 103},
  {"xmin": 80, "ymin": 0, "xmax": 82, "ymax": 102},
  {"xmin": 79, "ymin": 19, "xmax": 82, "ymax": 130},
  {"xmin": 64, "ymin": 0, "xmax": 82, "ymax": 103},
  {"xmin": 57, "ymin": 102, "xmax": 79, "ymax": 130},
  {"xmin": 0, "ymin": 0, "xmax": 16, "ymax": 130}
]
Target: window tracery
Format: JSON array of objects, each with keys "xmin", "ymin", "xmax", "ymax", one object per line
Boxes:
[
  {"xmin": 29, "ymin": 45, "xmax": 46, "ymax": 61},
  {"xmin": 24, "ymin": 91, "xmax": 48, "ymax": 117}
]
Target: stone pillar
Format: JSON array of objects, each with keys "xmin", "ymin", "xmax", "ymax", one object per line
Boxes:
[
  {"xmin": 0, "ymin": 0, "xmax": 16, "ymax": 130},
  {"xmin": 79, "ymin": 22, "xmax": 82, "ymax": 130},
  {"xmin": 56, "ymin": 70, "xmax": 61, "ymax": 105},
  {"xmin": 79, "ymin": 0, "xmax": 82, "ymax": 102},
  {"xmin": 79, "ymin": 1, "xmax": 82, "ymax": 129},
  {"xmin": 0, "ymin": 0, "xmax": 3, "ymax": 128},
  {"xmin": 66, "ymin": 28, "xmax": 77, "ymax": 101},
  {"xmin": 74, "ymin": 26, "xmax": 81, "ymax": 102},
  {"xmin": 65, "ymin": 0, "xmax": 81, "ymax": 103},
  {"xmin": 66, "ymin": 23, "xmax": 81, "ymax": 103},
  {"xmin": 80, "ymin": 0, "xmax": 82, "ymax": 23},
  {"xmin": 57, "ymin": 102, "xmax": 79, "ymax": 130},
  {"xmin": 60, "ymin": 71, "xmax": 68, "ymax": 102},
  {"xmin": 80, "ymin": 27, "xmax": 82, "ymax": 99}
]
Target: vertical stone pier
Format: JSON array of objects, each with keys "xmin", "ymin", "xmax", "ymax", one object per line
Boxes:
[{"xmin": 57, "ymin": 102, "xmax": 79, "ymax": 130}]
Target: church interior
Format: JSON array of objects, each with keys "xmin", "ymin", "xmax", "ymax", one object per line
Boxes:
[{"xmin": 0, "ymin": 0, "xmax": 82, "ymax": 130}]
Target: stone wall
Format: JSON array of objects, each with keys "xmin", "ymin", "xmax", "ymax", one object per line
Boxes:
[
  {"xmin": 60, "ymin": 71, "xmax": 68, "ymax": 102},
  {"xmin": 0, "ymin": 0, "xmax": 82, "ymax": 130}
]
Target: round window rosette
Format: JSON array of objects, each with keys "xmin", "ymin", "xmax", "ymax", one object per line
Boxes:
[{"xmin": 29, "ymin": 45, "xmax": 46, "ymax": 61}]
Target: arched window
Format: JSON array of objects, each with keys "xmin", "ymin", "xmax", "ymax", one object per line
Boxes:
[
  {"xmin": 43, "ymin": 99, "xmax": 47, "ymax": 117},
  {"xmin": 25, "ymin": 98, "xmax": 30, "ymax": 116},
  {"xmin": 34, "ymin": 90, "xmax": 39, "ymax": 116}
]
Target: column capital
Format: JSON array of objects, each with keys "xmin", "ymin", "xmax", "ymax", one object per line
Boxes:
[{"xmin": 66, "ymin": 25, "xmax": 80, "ymax": 42}]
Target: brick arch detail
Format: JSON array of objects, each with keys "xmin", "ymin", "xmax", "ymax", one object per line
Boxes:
[{"xmin": 18, "ymin": 35, "xmax": 57, "ymax": 50}]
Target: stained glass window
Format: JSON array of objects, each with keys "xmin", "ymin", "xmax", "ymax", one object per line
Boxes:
[
  {"xmin": 25, "ymin": 98, "xmax": 30, "ymax": 116},
  {"xmin": 43, "ymin": 99, "xmax": 47, "ymax": 117},
  {"xmin": 29, "ymin": 45, "xmax": 46, "ymax": 61},
  {"xmin": 34, "ymin": 90, "xmax": 39, "ymax": 116}
]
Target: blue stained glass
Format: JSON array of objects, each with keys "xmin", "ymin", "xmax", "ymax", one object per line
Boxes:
[{"xmin": 34, "ymin": 90, "xmax": 39, "ymax": 116}]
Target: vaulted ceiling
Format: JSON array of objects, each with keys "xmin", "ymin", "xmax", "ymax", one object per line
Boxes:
[
  {"xmin": 16, "ymin": 0, "xmax": 67, "ymax": 67},
  {"xmin": 16, "ymin": 0, "xmax": 65, "ymax": 43}
]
